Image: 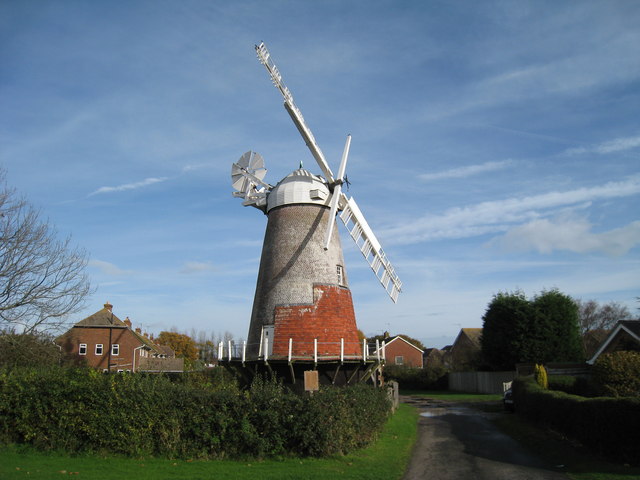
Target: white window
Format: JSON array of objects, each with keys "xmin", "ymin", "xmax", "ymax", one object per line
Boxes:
[
  {"xmin": 337, "ymin": 265, "xmax": 344, "ymax": 285},
  {"xmin": 95, "ymin": 344, "xmax": 103, "ymax": 355},
  {"xmin": 395, "ymin": 355, "xmax": 404, "ymax": 365},
  {"xmin": 79, "ymin": 344, "xmax": 87, "ymax": 355},
  {"xmin": 111, "ymin": 344, "xmax": 119, "ymax": 356}
]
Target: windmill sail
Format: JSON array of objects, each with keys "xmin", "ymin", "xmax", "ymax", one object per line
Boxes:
[
  {"xmin": 339, "ymin": 195, "xmax": 402, "ymax": 302},
  {"xmin": 255, "ymin": 42, "xmax": 335, "ymax": 184}
]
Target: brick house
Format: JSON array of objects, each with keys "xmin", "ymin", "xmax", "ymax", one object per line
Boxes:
[
  {"xmin": 56, "ymin": 302, "xmax": 183, "ymax": 373},
  {"xmin": 446, "ymin": 328, "xmax": 482, "ymax": 371},
  {"xmin": 383, "ymin": 336, "xmax": 424, "ymax": 368}
]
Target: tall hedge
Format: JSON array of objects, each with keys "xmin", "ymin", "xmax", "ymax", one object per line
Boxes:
[
  {"xmin": 512, "ymin": 376, "xmax": 640, "ymax": 464},
  {"xmin": 0, "ymin": 367, "xmax": 391, "ymax": 459}
]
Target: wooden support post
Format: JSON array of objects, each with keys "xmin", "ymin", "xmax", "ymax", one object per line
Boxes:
[{"xmin": 314, "ymin": 338, "xmax": 318, "ymax": 365}]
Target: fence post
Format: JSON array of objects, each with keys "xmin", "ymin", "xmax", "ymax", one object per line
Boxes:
[
  {"xmin": 314, "ymin": 338, "xmax": 318, "ymax": 364},
  {"xmin": 288, "ymin": 338, "xmax": 293, "ymax": 363},
  {"xmin": 242, "ymin": 341, "xmax": 246, "ymax": 364},
  {"xmin": 218, "ymin": 341, "xmax": 223, "ymax": 361},
  {"xmin": 376, "ymin": 339, "xmax": 380, "ymax": 362},
  {"xmin": 340, "ymin": 338, "xmax": 344, "ymax": 363},
  {"xmin": 228, "ymin": 340, "xmax": 232, "ymax": 361},
  {"xmin": 363, "ymin": 338, "xmax": 367, "ymax": 361},
  {"xmin": 264, "ymin": 337, "xmax": 269, "ymax": 361}
]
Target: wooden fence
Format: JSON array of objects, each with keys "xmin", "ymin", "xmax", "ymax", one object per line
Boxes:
[{"xmin": 448, "ymin": 371, "xmax": 516, "ymax": 394}]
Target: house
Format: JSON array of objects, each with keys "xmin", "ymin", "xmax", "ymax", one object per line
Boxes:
[
  {"xmin": 423, "ymin": 347, "xmax": 444, "ymax": 368},
  {"xmin": 587, "ymin": 320, "xmax": 640, "ymax": 365},
  {"xmin": 383, "ymin": 335, "xmax": 424, "ymax": 368},
  {"xmin": 446, "ymin": 328, "xmax": 482, "ymax": 371},
  {"xmin": 56, "ymin": 302, "xmax": 184, "ymax": 373}
]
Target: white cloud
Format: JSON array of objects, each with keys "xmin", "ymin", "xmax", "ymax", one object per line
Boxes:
[
  {"xmin": 382, "ymin": 176, "xmax": 640, "ymax": 244},
  {"xmin": 88, "ymin": 177, "xmax": 168, "ymax": 196},
  {"xmin": 419, "ymin": 160, "xmax": 514, "ymax": 182},
  {"xmin": 180, "ymin": 261, "xmax": 216, "ymax": 274},
  {"xmin": 490, "ymin": 217, "xmax": 640, "ymax": 256},
  {"xmin": 565, "ymin": 134, "xmax": 640, "ymax": 156},
  {"xmin": 89, "ymin": 259, "xmax": 131, "ymax": 275}
]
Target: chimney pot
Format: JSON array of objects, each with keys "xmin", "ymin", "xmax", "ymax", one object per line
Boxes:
[
  {"xmin": 135, "ymin": 327, "xmax": 142, "ymax": 334},
  {"xmin": 124, "ymin": 317, "xmax": 132, "ymax": 328},
  {"xmin": 104, "ymin": 302, "xmax": 113, "ymax": 312}
]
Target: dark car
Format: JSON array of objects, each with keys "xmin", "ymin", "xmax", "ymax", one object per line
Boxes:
[{"xmin": 503, "ymin": 388, "xmax": 514, "ymax": 412}]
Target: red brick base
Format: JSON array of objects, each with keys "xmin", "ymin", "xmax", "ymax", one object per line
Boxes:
[{"xmin": 273, "ymin": 285, "xmax": 360, "ymax": 358}]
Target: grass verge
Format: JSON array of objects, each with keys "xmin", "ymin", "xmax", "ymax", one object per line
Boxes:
[
  {"xmin": 494, "ymin": 413, "xmax": 640, "ymax": 480},
  {"xmin": 0, "ymin": 403, "xmax": 418, "ymax": 480}
]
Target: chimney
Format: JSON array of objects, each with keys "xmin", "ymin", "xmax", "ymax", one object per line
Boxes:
[
  {"xmin": 144, "ymin": 332, "xmax": 149, "ymax": 338},
  {"xmin": 124, "ymin": 317, "xmax": 132, "ymax": 328},
  {"xmin": 135, "ymin": 327, "xmax": 142, "ymax": 334},
  {"xmin": 104, "ymin": 302, "xmax": 113, "ymax": 312},
  {"xmin": 150, "ymin": 333, "xmax": 154, "ymax": 342},
  {"xmin": 383, "ymin": 331, "xmax": 390, "ymax": 339}
]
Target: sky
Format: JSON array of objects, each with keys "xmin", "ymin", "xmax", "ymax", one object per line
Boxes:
[{"xmin": 1, "ymin": 0, "xmax": 639, "ymax": 348}]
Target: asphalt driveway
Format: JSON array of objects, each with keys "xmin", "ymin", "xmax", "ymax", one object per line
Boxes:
[{"xmin": 401, "ymin": 396, "xmax": 569, "ymax": 480}]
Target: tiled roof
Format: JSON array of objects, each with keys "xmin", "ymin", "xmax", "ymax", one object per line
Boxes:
[{"xmin": 74, "ymin": 306, "xmax": 127, "ymax": 327}]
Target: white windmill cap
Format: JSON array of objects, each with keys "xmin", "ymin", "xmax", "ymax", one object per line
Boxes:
[{"xmin": 267, "ymin": 168, "xmax": 331, "ymax": 212}]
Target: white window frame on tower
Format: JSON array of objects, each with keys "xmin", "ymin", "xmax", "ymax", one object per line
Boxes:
[
  {"xmin": 95, "ymin": 344, "xmax": 103, "ymax": 355},
  {"xmin": 337, "ymin": 265, "xmax": 344, "ymax": 286}
]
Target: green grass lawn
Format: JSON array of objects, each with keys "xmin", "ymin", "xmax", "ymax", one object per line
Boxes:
[{"xmin": 0, "ymin": 403, "xmax": 418, "ymax": 480}]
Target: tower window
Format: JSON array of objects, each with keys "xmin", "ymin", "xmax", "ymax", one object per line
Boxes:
[{"xmin": 337, "ymin": 265, "xmax": 345, "ymax": 286}]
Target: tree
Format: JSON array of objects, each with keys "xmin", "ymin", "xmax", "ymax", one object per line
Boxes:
[
  {"xmin": 0, "ymin": 169, "xmax": 92, "ymax": 333},
  {"xmin": 481, "ymin": 289, "xmax": 584, "ymax": 370},
  {"xmin": 574, "ymin": 298, "xmax": 632, "ymax": 335},
  {"xmin": 157, "ymin": 331, "xmax": 199, "ymax": 368},
  {"xmin": 480, "ymin": 290, "xmax": 533, "ymax": 370},
  {"xmin": 0, "ymin": 330, "xmax": 61, "ymax": 368}
]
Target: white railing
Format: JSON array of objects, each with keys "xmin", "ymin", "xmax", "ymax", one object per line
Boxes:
[{"xmin": 217, "ymin": 338, "xmax": 386, "ymax": 363}]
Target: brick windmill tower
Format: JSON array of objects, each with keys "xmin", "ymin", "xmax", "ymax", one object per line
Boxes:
[{"xmin": 227, "ymin": 43, "xmax": 402, "ymax": 386}]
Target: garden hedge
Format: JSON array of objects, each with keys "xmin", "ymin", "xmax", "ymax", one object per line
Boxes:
[
  {"xmin": 513, "ymin": 376, "xmax": 640, "ymax": 464},
  {"xmin": 0, "ymin": 367, "xmax": 391, "ymax": 459}
]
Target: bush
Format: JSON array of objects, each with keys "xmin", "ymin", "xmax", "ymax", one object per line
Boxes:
[
  {"xmin": 513, "ymin": 376, "xmax": 640, "ymax": 464},
  {"xmin": 384, "ymin": 365, "xmax": 448, "ymax": 390},
  {"xmin": 591, "ymin": 351, "xmax": 640, "ymax": 397},
  {"xmin": 534, "ymin": 364, "xmax": 548, "ymax": 389},
  {"xmin": 0, "ymin": 366, "xmax": 391, "ymax": 459}
]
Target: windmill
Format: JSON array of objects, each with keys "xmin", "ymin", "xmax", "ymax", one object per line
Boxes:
[{"xmin": 228, "ymin": 43, "xmax": 402, "ymax": 385}]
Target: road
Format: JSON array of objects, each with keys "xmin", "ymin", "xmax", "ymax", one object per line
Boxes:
[{"xmin": 401, "ymin": 396, "xmax": 569, "ymax": 480}]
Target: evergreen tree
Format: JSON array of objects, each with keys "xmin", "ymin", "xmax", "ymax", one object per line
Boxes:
[{"xmin": 481, "ymin": 289, "xmax": 584, "ymax": 370}]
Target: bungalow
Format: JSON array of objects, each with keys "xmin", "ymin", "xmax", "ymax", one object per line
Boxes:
[
  {"xmin": 56, "ymin": 302, "xmax": 183, "ymax": 373},
  {"xmin": 587, "ymin": 320, "xmax": 640, "ymax": 365}
]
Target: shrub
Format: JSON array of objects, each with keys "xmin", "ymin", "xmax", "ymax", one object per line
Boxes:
[
  {"xmin": 513, "ymin": 376, "xmax": 640, "ymax": 464},
  {"xmin": 534, "ymin": 364, "xmax": 548, "ymax": 389},
  {"xmin": 591, "ymin": 351, "xmax": 640, "ymax": 397},
  {"xmin": 0, "ymin": 366, "xmax": 391, "ymax": 459},
  {"xmin": 384, "ymin": 365, "xmax": 448, "ymax": 390}
]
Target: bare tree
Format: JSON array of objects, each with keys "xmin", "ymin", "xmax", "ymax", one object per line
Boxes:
[
  {"xmin": 575, "ymin": 298, "xmax": 631, "ymax": 335},
  {"xmin": 0, "ymin": 169, "xmax": 92, "ymax": 333}
]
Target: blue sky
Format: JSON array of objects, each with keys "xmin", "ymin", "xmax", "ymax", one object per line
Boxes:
[{"xmin": 1, "ymin": 0, "xmax": 638, "ymax": 347}]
